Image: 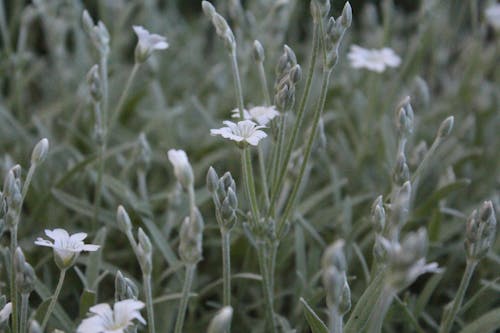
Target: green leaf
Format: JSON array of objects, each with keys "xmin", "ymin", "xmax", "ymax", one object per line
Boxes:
[
  {"xmin": 459, "ymin": 307, "xmax": 500, "ymax": 333},
  {"xmin": 300, "ymin": 297, "xmax": 328, "ymax": 333},
  {"xmin": 79, "ymin": 289, "xmax": 96, "ymax": 318},
  {"xmin": 345, "ymin": 269, "xmax": 386, "ymax": 333}
]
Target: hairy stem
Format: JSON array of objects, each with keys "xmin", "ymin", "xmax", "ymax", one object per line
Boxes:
[
  {"xmin": 143, "ymin": 273, "xmax": 156, "ymax": 333},
  {"xmin": 111, "ymin": 62, "xmax": 140, "ymax": 127},
  {"xmin": 20, "ymin": 293, "xmax": 29, "ymax": 333},
  {"xmin": 40, "ymin": 268, "xmax": 67, "ymax": 331},
  {"xmin": 174, "ymin": 264, "xmax": 195, "ymax": 333},
  {"xmin": 257, "ymin": 245, "xmax": 277, "ymax": 333},
  {"xmin": 241, "ymin": 148, "xmax": 260, "ymax": 224},
  {"xmin": 222, "ymin": 231, "xmax": 231, "ymax": 306}
]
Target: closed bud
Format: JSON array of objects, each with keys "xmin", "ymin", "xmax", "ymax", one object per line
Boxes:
[
  {"xmin": 253, "ymin": 40, "xmax": 265, "ymax": 62},
  {"xmin": 117, "ymin": 205, "xmax": 132, "ymax": 233},
  {"xmin": 371, "ymin": 195, "xmax": 385, "ymax": 233},
  {"xmin": 326, "ymin": 50, "xmax": 339, "ymax": 69},
  {"xmin": 338, "ymin": 283, "xmax": 351, "ymax": 314},
  {"xmin": 340, "ymin": 2, "xmax": 352, "ymax": 28},
  {"xmin": 115, "ymin": 271, "xmax": 139, "ymax": 301},
  {"xmin": 393, "ymin": 153, "xmax": 410, "ymax": 185},
  {"xmin": 322, "ymin": 240, "xmax": 346, "ymax": 272},
  {"xmin": 227, "ymin": 187, "xmax": 238, "ymax": 210},
  {"xmin": 86, "ymin": 64, "xmax": 102, "ymax": 101},
  {"xmin": 220, "ymin": 197, "xmax": 235, "ymax": 222},
  {"xmin": 289, "ymin": 64, "xmax": 302, "ymax": 84},
  {"xmin": 323, "ymin": 266, "xmax": 345, "ymax": 308},
  {"xmin": 202, "ymin": 1, "xmax": 216, "ymax": 18},
  {"xmin": 465, "ymin": 201, "xmax": 496, "ymax": 260},
  {"xmin": 207, "ymin": 167, "xmax": 219, "ymax": 194},
  {"xmin": 284, "ymin": 45, "xmax": 297, "ymax": 66},
  {"xmin": 138, "ymin": 228, "xmax": 152, "ymax": 255},
  {"xmin": 207, "ymin": 306, "xmax": 233, "ymax": 333},
  {"xmin": 31, "ymin": 138, "xmax": 49, "ymax": 165},
  {"xmin": 437, "ymin": 116, "xmax": 454, "ymax": 139},
  {"xmin": 82, "ymin": 10, "xmax": 94, "ymax": 37}
]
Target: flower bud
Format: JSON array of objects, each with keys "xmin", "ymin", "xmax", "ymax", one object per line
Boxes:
[
  {"xmin": 437, "ymin": 116, "xmax": 454, "ymax": 139},
  {"xmin": 371, "ymin": 195, "xmax": 385, "ymax": 233},
  {"xmin": 252, "ymin": 40, "xmax": 265, "ymax": 63},
  {"xmin": 207, "ymin": 306, "xmax": 233, "ymax": 333},
  {"xmin": 31, "ymin": 138, "xmax": 49, "ymax": 165},
  {"xmin": 167, "ymin": 149, "xmax": 194, "ymax": 190},
  {"xmin": 322, "ymin": 240, "xmax": 346, "ymax": 273},
  {"xmin": 340, "ymin": 2, "xmax": 352, "ymax": 28},
  {"xmin": 465, "ymin": 201, "xmax": 496, "ymax": 260},
  {"xmin": 115, "ymin": 271, "xmax": 139, "ymax": 301},
  {"xmin": 206, "ymin": 167, "xmax": 219, "ymax": 194},
  {"xmin": 289, "ymin": 64, "xmax": 302, "ymax": 84},
  {"xmin": 179, "ymin": 209, "xmax": 204, "ymax": 264},
  {"xmin": 201, "ymin": 1, "xmax": 216, "ymax": 18},
  {"xmin": 86, "ymin": 64, "xmax": 102, "ymax": 102},
  {"xmin": 393, "ymin": 153, "xmax": 410, "ymax": 185},
  {"xmin": 15, "ymin": 247, "xmax": 36, "ymax": 294},
  {"xmin": 137, "ymin": 228, "xmax": 153, "ymax": 274},
  {"xmin": 117, "ymin": 205, "xmax": 132, "ymax": 233}
]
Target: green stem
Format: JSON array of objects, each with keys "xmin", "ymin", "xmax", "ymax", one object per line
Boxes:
[
  {"xmin": 0, "ymin": 0, "xmax": 12, "ymax": 55},
  {"xmin": 21, "ymin": 164, "xmax": 36, "ymax": 202},
  {"xmin": 268, "ymin": 22, "xmax": 319, "ymax": 217},
  {"xmin": 40, "ymin": 268, "xmax": 67, "ymax": 331},
  {"xmin": 257, "ymin": 61, "xmax": 271, "ymax": 106},
  {"xmin": 100, "ymin": 54, "xmax": 109, "ymax": 125},
  {"xmin": 278, "ymin": 69, "xmax": 332, "ymax": 236},
  {"xmin": 92, "ymin": 142, "xmax": 106, "ymax": 230},
  {"xmin": 365, "ymin": 285, "xmax": 395, "ymax": 333},
  {"xmin": 20, "ymin": 293, "xmax": 29, "ymax": 333},
  {"xmin": 438, "ymin": 260, "xmax": 477, "ymax": 333},
  {"xmin": 10, "ymin": 225, "xmax": 18, "ymax": 333},
  {"xmin": 143, "ymin": 273, "xmax": 156, "ymax": 333},
  {"xmin": 174, "ymin": 264, "xmax": 195, "ymax": 333},
  {"xmin": 188, "ymin": 186, "xmax": 196, "ymax": 224},
  {"xmin": 229, "ymin": 51, "xmax": 245, "ymax": 118},
  {"xmin": 258, "ymin": 146, "xmax": 270, "ymax": 207},
  {"xmin": 221, "ymin": 231, "xmax": 231, "ymax": 306},
  {"xmin": 241, "ymin": 148, "xmax": 260, "ymax": 224},
  {"xmin": 110, "ymin": 62, "xmax": 140, "ymax": 127},
  {"xmin": 328, "ymin": 308, "xmax": 343, "ymax": 333},
  {"xmin": 257, "ymin": 245, "xmax": 277, "ymax": 333}
]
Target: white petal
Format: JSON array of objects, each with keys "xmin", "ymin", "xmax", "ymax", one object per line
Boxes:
[
  {"xmin": 82, "ymin": 244, "xmax": 100, "ymax": 252},
  {"xmin": 45, "ymin": 228, "xmax": 70, "ymax": 241},
  {"xmin": 70, "ymin": 232, "xmax": 88, "ymax": 243},
  {"xmin": 34, "ymin": 238, "xmax": 54, "ymax": 248}
]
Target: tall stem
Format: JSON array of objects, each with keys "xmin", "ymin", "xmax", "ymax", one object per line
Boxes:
[
  {"xmin": 365, "ymin": 285, "xmax": 395, "ymax": 333},
  {"xmin": 40, "ymin": 268, "xmax": 67, "ymax": 331},
  {"xmin": 143, "ymin": 273, "xmax": 156, "ymax": 333},
  {"xmin": 10, "ymin": 225, "xmax": 19, "ymax": 333},
  {"xmin": 92, "ymin": 142, "xmax": 106, "ymax": 230},
  {"xmin": 268, "ymin": 23, "xmax": 319, "ymax": 217},
  {"xmin": 328, "ymin": 308, "xmax": 343, "ymax": 333},
  {"xmin": 110, "ymin": 63, "xmax": 140, "ymax": 127},
  {"xmin": 21, "ymin": 164, "xmax": 36, "ymax": 202},
  {"xmin": 438, "ymin": 260, "xmax": 477, "ymax": 333},
  {"xmin": 221, "ymin": 231, "xmax": 231, "ymax": 306},
  {"xmin": 257, "ymin": 245, "xmax": 277, "ymax": 333},
  {"xmin": 241, "ymin": 148, "xmax": 260, "ymax": 224},
  {"xmin": 229, "ymin": 51, "xmax": 245, "ymax": 118},
  {"xmin": 99, "ymin": 54, "xmax": 109, "ymax": 126},
  {"xmin": 20, "ymin": 293, "xmax": 29, "ymax": 333},
  {"xmin": 257, "ymin": 61, "xmax": 271, "ymax": 106},
  {"xmin": 278, "ymin": 69, "xmax": 331, "ymax": 236},
  {"xmin": 174, "ymin": 264, "xmax": 195, "ymax": 333}
]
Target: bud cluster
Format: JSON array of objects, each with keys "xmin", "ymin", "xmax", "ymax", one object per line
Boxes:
[
  {"xmin": 115, "ymin": 271, "xmax": 139, "ymax": 302},
  {"xmin": 207, "ymin": 167, "xmax": 238, "ymax": 232},
  {"xmin": 274, "ymin": 45, "xmax": 302, "ymax": 111},
  {"xmin": 14, "ymin": 247, "xmax": 36, "ymax": 295},
  {"xmin": 324, "ymin": 2, "xmax": 352, "ymax": 69},
  {"xmin": 202, "ymin": 1, "xmax": 236, "ymax": 53},
  {"xmin": 2, "ymin": 167, "xmax": 22, "ymax": 229},
  {"xmin": 465, "ymin": 201, "xmax": 496, "ymax": 261},
  {"xmin": 179, "ymin": 208, "xmax": 204, "ymax": 264},
  {"xmin": 378, "ymin": 228, "xmax": 440, "ymax": 291},
  {"xmin": 82, "ymin": 10, "xmax": 110, "ymax": 56},
  {"xmin": 322, "ymin": 240, "xmax": 351, "ymax": 315}
]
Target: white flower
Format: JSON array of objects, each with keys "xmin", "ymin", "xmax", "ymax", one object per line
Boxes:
[
  {"xmin": 0, "ymin": 302, "xmax": 12, "ymax": 324},
  {"xmin": 347, "ymin": 45, "xmax": 401, "ymax": 73},
  {"xmin": 167, "ymin": 149, "xmax": 194, "ymax": 189},
  {"xmin": 231, "ymin": 106, "xmax": 280, "ymax": 126},
  {"xmin": 77, "ymin": 299, "xmax": 145, "ymax": 333},
  {"xmin": 210, "ymin": 120, "xmax": 267, "ymax": 146},
  {"xmin": 133, "ymin": 25, "xmax": 168, "ymax": 62},
  {"xmin": 485, "ymin": 4, "xmax": 500, "ymax": 30},
  {"xmin": 35, "ymin": 229, "xmax": 100, "ymax": 269}
]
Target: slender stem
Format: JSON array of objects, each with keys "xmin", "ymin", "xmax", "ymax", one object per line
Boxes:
[
  {"xmin": 110, "ymin": 63, "xmax": 140, "ymax": 127},
  {"xmin": 438, "ymin": 260, "xmax": 477, "ymax": 333},
  {"xmin": 137, "ymin": 169, "xmax": 148, "ymax": 201},
  {"xmin": 174, "ymin": 264, "xmax": 195, "ymax": 333},
  {"xmin": 278, "ymin": 69, "xmax": 332, "ymax": 236},
  {"xmin": 20, "ymin": 293, "xmax": 29, "ymax": 333},
  {"xmin": 258, "ymin": 146, "xmax": 270, "ymax": 207},
  {"xmin": 143, "ymin": 273, "xmax": 156, "ymax": 333},
  {"xmin": 328, "ymin": 308, "xmax": 343, "ymax": 333},
  {"xmin": 271, "ymin": 113, "xmax": 287, "ymax": 200},
  {"xmin": 99, "ymin": 54, "xmax": 109, "ymax": 125},
  {"xmin": 40, "ymin": 268, "xmax": 67, "ymax": 331},
  {"xmin": 188, "ymin": 186, "xmax": 196, "ymax": 223},
  {"xmin": 229, "ymin": 51, "xmax": 245, "ymax": 118},
  {"xmin": 411, "ymin": 136, "xmax": 441, "ymax": 184},
  {"xmin": 0, "ymin": 0, "xmax": 12, "ymax": 55},
  {"xmin": 257, "ymin": 61, "xmax": 271, "ymax": 106},
  {"xmin": 10, "ymin": 225, "xmax": 19, "ymax": 333},
  {"xmin": 221, "ymin": 231, "xmax": 231, "ymax": 306},
  {"xmin": 21, "ymin": 164, "xmax": 36, "ymax": 202},
  {"xmin": 257, "ymin": 245, "xmax": 277, "ymax": 333},
  {"xmin": 92, "ymin": 142, "xmax": 106, "ymax": 229},
  {"xmin": 268, "ymin": 23, "xmax": 319, "ymax": 217},
  {"xmin": 241, "ymin": 148, "xmax": 260, "ymax": 224}
]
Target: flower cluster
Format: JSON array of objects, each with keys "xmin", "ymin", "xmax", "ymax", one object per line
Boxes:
[{"xmin": 210, "ymin": 120, "xmax": 267, "ymax": 147}]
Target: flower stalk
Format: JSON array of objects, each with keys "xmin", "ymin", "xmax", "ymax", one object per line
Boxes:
[{"xmin": 40, "ymin": 268, "xmax": 67, "ymax": 330}]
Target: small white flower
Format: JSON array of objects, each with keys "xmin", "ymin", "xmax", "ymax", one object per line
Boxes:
[
  {"xmin": 133, "ymin": 25, "xmax": 168, "ymax": 62},
  {"xmin": 35, "ymin": 229, "xmax": 100, "ymax": 269},
  {"xmin": 210, "ymin": 120, "xmax": 267, "ymax": 146},
  {"xmin": 347, "ymin": 45, "xmax": 401, "ymax": 73},
  {"xmin": 77, "ymin": 299, "xmax": 145, "ymax": 333},
  {"xmin": 0, "ymin": 302, "xmax": 12, "ymax": 324},
  {"xmin": 167, "ymin": 149, "xmax": 194, "ymax": 189},
  {"xmin": 485, "ymin": 4, "xmax": 500, "ymax": 30},
  {"xmin": 231, "ymin": 106, "xmax": 280, "ymax": 126}
]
